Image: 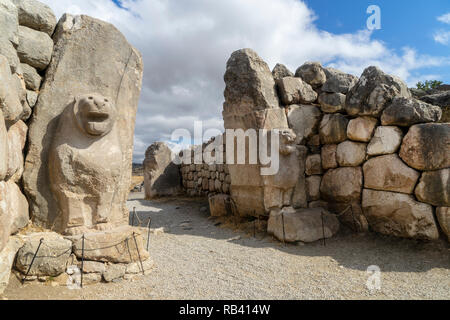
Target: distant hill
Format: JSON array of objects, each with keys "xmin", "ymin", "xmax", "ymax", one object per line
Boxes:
[{"xmin": 132, "ymin": 163, "xmax": 144, "ymax": 176}]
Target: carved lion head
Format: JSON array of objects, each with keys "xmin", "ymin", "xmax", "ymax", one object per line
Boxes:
[{"xmin": 73, "ymin": 93, "xmax": 116, "ymax": 137}]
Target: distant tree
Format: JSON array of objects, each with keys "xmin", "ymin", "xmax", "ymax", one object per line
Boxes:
[{"xmin": 416, "ymin": 80, "xmax": 443, "ymax": 91}]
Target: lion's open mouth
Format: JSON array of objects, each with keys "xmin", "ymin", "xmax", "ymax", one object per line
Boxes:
[{"xmin": 87, "ymin": 111, "xmax": 109, "ymax": 122}]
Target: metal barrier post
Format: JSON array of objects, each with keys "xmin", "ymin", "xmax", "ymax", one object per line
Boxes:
[
  {"xmin": 146, "ymin": 218, "xmax": 152, "ymax": 252},
  {"xmin": 132, "ymin": 232, "xmax": 145, "ymax": 275},
  {"xmin": 22, "ymin": 238, "xmax": 44, "ymax": 284}
]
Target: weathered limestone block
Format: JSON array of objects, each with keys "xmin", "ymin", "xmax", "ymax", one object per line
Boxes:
[
  {"xmin": 322, "ymin": 68, "xmax": 358, "ymax": 94},
  {"xmin": 363, "ymin": 154, "xmax": 420, "ymax": 194},
  {"xmin": 329, "ymin": 202, "xmax": 369, "ymax": 233},
  {"xmin": 306, "ymin": 175, "xmax": 321, "ymax": 201},
  {"xmin": 345, "ymin": 66, "xmax": 411, "ymax": 117},
  {"xmin": 321, "ymin": 167, "xmax": 362, "ymax": 203},
  {"xmin": 305, "ymin": 154, "xmax": 322, "ymax": 175},
  {"xmin": 81, "ymin": 261, "xmax": 106, "ymax": 274},
  {"xmin": 367, "ymin": 126, "xmax": 403, "ymax": 156},
  {"xmin": 421, "ymin": 91, "xmax": 450, "ymax": 122},
  {"xmin": 436, "ymin": 207, "xmax": 450, "ymax": 242},
  {"xmin": 321, "ymin": 144, "xmax": 338, "ymax": 170},
  {"xmin": 272, "ymin": 63, "xmax": 293, "ymax": 80},
  {"xmin": 286, "ymin": 104, "xmax": 321, "ymax": 144},
  {"xmin": 319, "ymin": 114, "xmax": 348, "ymax": 144},
  {"xmin": 295, "ymin": 62, "xmax": 326, "ymax": 88},
  {"xmin": 126, "ymin": 257, "xmax": 154, "ymax": 275},
  {"xmin": 0, "ymin": 111, "xmax": 7, "ymax": 181},
  {"xmin": 12, "ymin": 0, "xmax": 57, "ymax": 36},
  {"xmin": 415, "ymin": 169, "xmax": 449, "ymax": 207},
  {"xmin": 336, "ymin": 141, "xmax": 366, "ymax": 167},
  {"xmin": 0, "ymin": 55, "xmax": 24, "ymax": 122},
  {"xmin": 318, "ymin": 92, "xmax": 345, "ymax": 113},
  {"xmin": 26, "ymin": 89, "xmax": 37, "ymax": 107},
  {"xmin": 347, "ymin": 116, "xmax": 377, "ymax": 142},
  {"xmin": 16, "ymin": 25, "xmax": 53, "ymax": 71},
  {"xmin": 0, "ymin": 182, "xmax": 9, "ymax": 251},
  {"xmin": 20, "ymin": 62, "xmax": 41, "ymax": 90},
  {"xmin": 24, "ymin": 14, "xmax": 143, "ymax": 232},
  {"xmin": 6, "ymin": 180, "xmax": 29, "ymax": 234},
  {"xmin": 268, "ymin": 207, "xmax": 339, "ymax": 243},
  {"xmin": 362, "ymin": 189, "xmax": 439, "ymax": 240},
  {"xmin": 0, "ymin": 0, "xmax": 20, "ymax": 72},
  {"xmin": 69, "ymin": 226, "xmax": 149, "ymax": 264},
  {"xmin": 144, "ymin": 142, "xmax": 181, "ymax": 200},
  {"xmin": 0, "ymin": 236, "xmax": 24, "ymax": 295},
  {"xmin": 276, "ymin": 76, "xmax": 317, "ymax": 105},
  {"xmin": 208, "ymin": 194, "xmax": 231, "ymax": 217},
  {"xmin": 15, "ymin": 232, "xmax": 72, "ymax": 276},
  {"xmin": 399, "ymin": 123, "xmax": 450, "ymax": 171},
  {"xmin": 381, "ymin": 97, "xmax": 442, "ymax": 126},
  {"xmin": 292, "ymin": 145, "xmax": 308, "ymax": 209},
  {"xmin": 6, "ymin": 120, "xmax": 27, "ymax": 182},
  {"xmin": 103, "ymin": 264, "xmax": 126, "ymax": 282}
]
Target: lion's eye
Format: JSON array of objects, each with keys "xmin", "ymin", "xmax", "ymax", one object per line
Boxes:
[
  {"xmin": 88, "ymin": 96, "xmax": 93, "ymax": 100},
  {"xmin": 104, "ymin": 99, "xmax": 109, "ymax": 102}
]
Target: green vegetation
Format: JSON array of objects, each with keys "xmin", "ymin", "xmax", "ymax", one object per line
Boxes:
[{"xmin": 416, "ymin": 80, "xmax": 443, "ymax": 91}]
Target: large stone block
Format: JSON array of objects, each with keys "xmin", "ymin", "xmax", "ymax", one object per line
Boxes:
[
  {"xmin": 319, "ymin": 114, "xmax": 348, "ymax": 144},
  {"xmin": 295, "ymin": 62, "xmax": 326, "ymax": 88},
  {"xmin": 6, "ymin": 120, "xmax": 27, "ymax": 182},
  {"xmin": 23, "ymin": 14, "xmax": 143, "ymax": 233},
  {"xmin": 381, "ymin": 97, "xmax": 442, "ymax": 126},
  {"xmin": 12, "ymin": 0, "xmax": 57, "ymax": 36},
  {"xmin": 286, "ymin": 104, "xmax": 321, "ymax": 144},
  {"xmin": 0, "ymin": 236, "xmax": 24, "ymax": 295},
  {"xmin": 347, "ymin": 116, "xmax": 377, "ymax": 142},
  {"xmin": 267, "ymin": 207, "xmax": 339, "ymax": 243},
  {"xmin": 0, "ymin": 111, "xmax": 7, "ymax": 181},
  {"xmin": 345, "ymin": 66, "xmax": 411, "ymax": 117},
  {"xmin": 320, "ymin": 167, "xmax": 362, "ymax": 203},
  {"xmin": 276, "ymin": 76, "xmax": 317, "ymax": 105},
  {"xmin": 336, "ymin": 141, "xmax": 366, "ymax": 167},
  {"xmin": 272, "ymin": 63, "xmax": 293, "ymax": 80},
  {"xmin": 318, "ymin": 92, "xmax": 345, "ymax": 113},
  {"xmin": 20, "ymin": 62, "xmax": 41, "ymax": 91},
  {"xmin": 367, "ymin": 126, "xmax": 403, "ymax": 156},
  {"xmin": 16, "ymin": 25, "xmax": 53, "ymax": 71},
  {"xmin": 362, "ymin": 189, "xmax": 439, "ymax": 240},
  {"xmin": 0, "ymin": 55, "xmax": 24, "ymax": 122},
  {"xmin": 321, "ymin": 144, "xmax": 338, "ymax": 170},
  {"xmin": 363, "ymin": 154, "xmax": 420, "ymax": 194},
  {"xmin": 415, "ymin": 169, "xmax": 449, "ymax": 207},
  {"xmin": 436, "ymin": 207, "xmax": 450, "ymax": 242},
  {"xmin": 322, "ymin": 67, "xmax": 358, "ymax": 94},
  {"xmin": 399, "ymin": 123, "xmax": 450, "ymax": 171},
  {"xmin": 0, "ymin": 0, "xmax": 19, "ymax": 46},
  {"xmin": 144, "ymin": 142, "xmax": 181, "ymax": 199},
  {"xmin": 208, "ymin": 194, "xmax": 231, "ymax": 217}
]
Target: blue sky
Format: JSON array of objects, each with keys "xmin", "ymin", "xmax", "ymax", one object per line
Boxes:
[{"xmin": 304, "ymin": 0, "xmax": 450, "ymax": 83}]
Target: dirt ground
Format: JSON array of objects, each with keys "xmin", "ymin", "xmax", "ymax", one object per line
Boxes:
[{"xmin": 2, "ymin": 192, "xmax": 450, "ymax": 300}]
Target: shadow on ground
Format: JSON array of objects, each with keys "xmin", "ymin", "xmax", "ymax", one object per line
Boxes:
[{"xmin": 127, "ymin": 192, "xmax": 450, "ymax": 274}]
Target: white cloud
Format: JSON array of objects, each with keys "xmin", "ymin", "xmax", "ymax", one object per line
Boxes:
[
  {"xmin": 39, "ymin": 0, "xmax": 450, "ymax": 162},
  {"xmin": 437, "ymin": 13, "xmax": 450, "ymax": 24},
  {"xmin": 434, "ymin": 31, "xmax": 450, "ymax": 45}
]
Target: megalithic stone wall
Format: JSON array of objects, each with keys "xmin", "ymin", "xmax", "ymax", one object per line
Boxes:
[{"xmin": 221, "ymin": 48, "xmax": 449, "ymax": 242}]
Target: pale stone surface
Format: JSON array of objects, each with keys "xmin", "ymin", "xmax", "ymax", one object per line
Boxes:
[
  {"xmin": 208, "ymin": 194, "xmax": 231, "ymax": 217},
  {"xmin": 144, "ymin": 142, "xmax": 181, "ymax": 199},
  {"xmin": 363, "ymin": 154, "xmax": 420, "ymax": 194},
  {"xmin": 286, "ymin": 104, "xmax": 321, "ymax": 144},
  {"xmin": 0, "ymin": 55, "xmax": 24, "ymax": 122},
  {"xmin": 267, "ymin": 207, "xmax": 339, "ymax": 243},
  {"xmin": 321, "ymin": 167, "xmax": 363, "ymax": 203},
  {"xmin": 329, "ymin": 202, "xmax": 369, "ymax": 233},
  {"xmin": 347, "ymin": 116, "xmax": 377, "ymax": 142},
  {"xmin": 381, "ymin": 97, "xmax": 442, "ymax": 126},
  {"xmin": 15, "ymin": 232, "xmax": 72, "ymax": 276},
  {"xmin": 0, "ymin": 0, "xmax": 20, "ymax": 72},
  {"xmin": 367, "ymin": 126, "xmax": 403, "ymax": 156},
  {"xmin": 318, "ymin": 92, "xmax": 345, "ymax": 113},
  {"xmin": 16, "ymin": 25, "xmax": 53, "ymax": 71},
  {"xmin": 321, "ymin": 144, "xmax": 338, "ymax": 170},
  {"xmin": 24, "ymin": 15, "xmax": 143, "ymax": 232},
  {"xmin": 319, "ymin": 114, "xmax": 348, "ymax": 144},
  {"xmin": 0, "ymin": 236, "xmax": 24, "ymax": 295},
  {"xmin": 436, "ymin": 207, "xmax": 450, "ymax": 242},
  {"xmin": 68, "ymin": 226, "xmax": 149, "ymax": 264},
  {"xmin": 126, "ymin": 257, "xmax": 154, "ymax": 275},
  {"xmin": 26, "ymin": 89, "xmax": 37, "ymax": 107},
  {"xmin": 272, "ymin": 63, "xmax": 293, "ymax": 80},
  {"xmin": 292, "ymin": 146, "xmax": 308, "ymax": 209},
  {"xmin": 0, "ymin": 182, "xmax": 9, "ymax": 251},
  {"xmin": 12, "ymin": 0, "xmax": 57, "ymax": 36},
  {"xmin": 306, "ymin": 175, "xmax": 321, "ymax": 201},
  {"xmin": 305, "ymin": 154, "xmax": 322, "ymax": 175},
  {"xmin": 362, "ymin": 189, "xmax": 439, "ymax": 240},
  {"xmin": 6, "ymin": 180, "xmax": 29, "ymax": 234},
  {"xmin": 295, "ymin": 62, "xmax": 326, "ymax": 88},
  {"xmin": 415, "ymin": 169, "xmax": 449, "ymax": 207},
  {"xmin": 6, "ymin": 120, "xmax": 27, "ymax": 182},
  {"xmin": 336, "ymin": 141, "xmax": 366, "ymax": 167},
  {"xmin": 345, "ymin": 66, "xmax": 411, "ymax": 117},
  {"xmin": 103, "ymin": 264, "xmax": 126, "ymax": 282},
  {"xmin": 399, "ymin": 123, "xmax": 450, "ymax": 171},
  {"xmin": 20, "ymin": 62, "xmax": 41, "ymax": 90},
  {"xmin": 276, "ymin": 77, "xmax": 317, "ymax": 105},
  {"xmin": 0, "ymin": 111, "xmax": 7, "ymax": 181},
  {"xmin": 322, "ymin": 68, "xmax": 358, "ymax": 94},
  {"xmin": 81, "ymin": 261, "xmax": 106, "ymax": 274}
]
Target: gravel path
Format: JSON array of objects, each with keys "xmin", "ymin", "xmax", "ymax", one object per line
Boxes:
[{"xmin": 3, "ymin": 192, "xmax": 450, "ymax": 300}]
